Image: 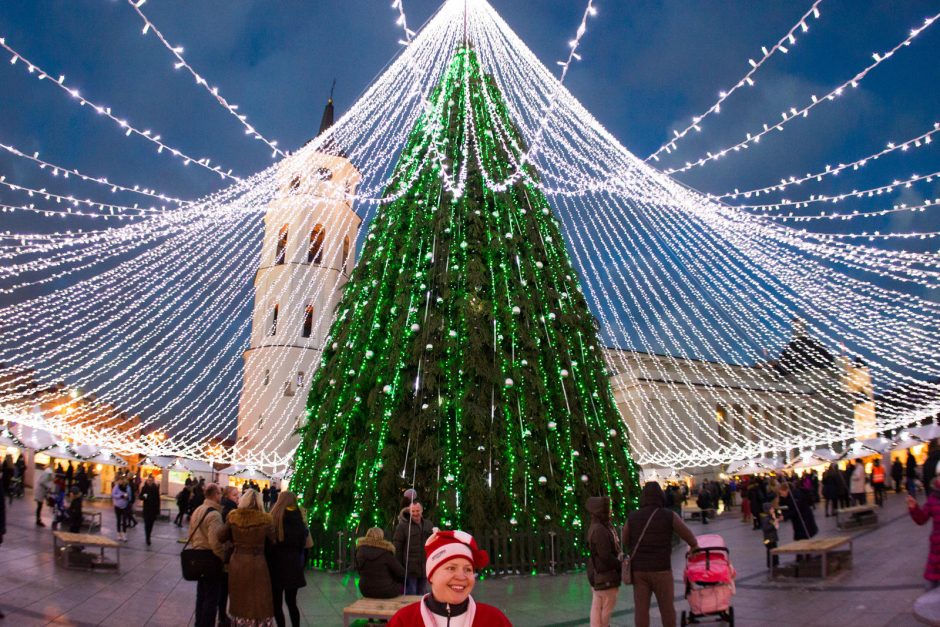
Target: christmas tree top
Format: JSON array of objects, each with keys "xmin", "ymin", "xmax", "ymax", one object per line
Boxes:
[{"xmin": 291, "ymin": 46, "xmax": 639, "ymax": 544}]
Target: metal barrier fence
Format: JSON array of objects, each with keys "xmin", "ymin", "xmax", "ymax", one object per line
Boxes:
[{"xmin": 307, "ymin": 526, "xmax": 590, "ymax": 577}]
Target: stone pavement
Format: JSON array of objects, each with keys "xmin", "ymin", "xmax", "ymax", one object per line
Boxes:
[{"xmin": 0, "ymin": 488, "xmax": 929, "ymax": 626}]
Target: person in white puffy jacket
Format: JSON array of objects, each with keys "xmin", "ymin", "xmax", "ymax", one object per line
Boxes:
[
  {"xmin": 34, "ymin": 464, "xmax": 53, "ymax": 527},
  {"xmin": 850, "ymin": 462, "xmax": 868, "ymax": 506}
]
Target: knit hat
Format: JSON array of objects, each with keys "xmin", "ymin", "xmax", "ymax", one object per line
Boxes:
[{"xmin": 424, "ymin": 530, "xmax": 489, "ymax": 580}]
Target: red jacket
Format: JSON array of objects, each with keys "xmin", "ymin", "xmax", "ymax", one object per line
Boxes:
[{"xmin": 388, "ymin": 597, "xmax": 512, "ymax": 626}]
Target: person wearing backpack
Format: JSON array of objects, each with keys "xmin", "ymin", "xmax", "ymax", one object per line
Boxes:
[
  {"xmin": 622, "ymin": 482, "xmax": 699, "ymax": 627},
  {"xmin": 586, "ymin": 496, "xmax": 620, "ymax": 627}
]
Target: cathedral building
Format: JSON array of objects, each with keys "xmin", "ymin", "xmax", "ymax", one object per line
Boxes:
[{"xmin": 606, "ymin": 318, "xmax": 875, "ymax": 472}]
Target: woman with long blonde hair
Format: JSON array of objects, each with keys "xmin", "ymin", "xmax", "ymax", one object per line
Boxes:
[{"xmin": 266, "ymin": 490, "xmax": 309, "ymax": 627}]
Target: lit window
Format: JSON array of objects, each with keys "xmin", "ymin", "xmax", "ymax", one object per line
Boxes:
[
  {"xmin": 302, "ymin": 305, "xmax": 314, "ymax": 338},
  {"xmin": 275, "ymin": 224, "xmax": 289, "ymax": 265},
  {"xmin": 270, "ymin": 304, "xmax": 279, "ymax": 336},
  {"xmin": 342, "ymin": 235, "xmax": 350, "ymax": 272},
  {"xmin": 308, "ymin": 224, "xmax": 325, "ymax": 264}
]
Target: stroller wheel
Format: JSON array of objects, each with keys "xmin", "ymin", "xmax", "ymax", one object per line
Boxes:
[{"xmin": 680, "ymin": 610, "xmax": 687, "ymax": 626}]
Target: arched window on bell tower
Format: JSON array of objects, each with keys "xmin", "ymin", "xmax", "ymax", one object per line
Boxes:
[
  {"xmin": 308, "ymin": 224, "xmax": 325, "ymax": 264},
  {"xmin": 342, "ymin": 235, "xmax": 350, "ymax": 273},
  {"xmin": 302, "ymin": 305, "xmax": 314, "ymax": 338},
  {"xmin": 275, "ymin": 224, "xmax": 289, "ymax": 265},
  {"xmin": 269, "ymin": 304, "xmax": 279, "ymax": 336}
]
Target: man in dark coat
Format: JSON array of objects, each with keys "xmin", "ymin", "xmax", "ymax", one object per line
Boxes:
[
  {"xmin": 822, "ymin": 465, "xmax": 839, "ymax": 517},
  {"xmin": 779, "ymin": 481, "xmax": 818, "ymax": 541},
  {"xmin": 139, "ymin": 474, "xmax": 161, "ymax": 545},
  {"xmin": 622, "ymin": 483, "xmax": 699, "ymax": 627},
  {"xmin": 67, "ymin": 486, "xmax": 83, "ymax": 533},
  {"xmin": 841, "ymin": 463, "xmax": 854, "ymax": 508},
  {"xmin": 393, "ymin": 501, "xmax": 435, "ymax": 595},
  {"xmin": 696, "ymin": 487, "xmax": 713, "ymax": 524},
  {"xmin": 174, "ymin": 485, "xmax": 190, "ymax": 527},
  {"xmin": 893, "ymin": 457, "xmax": 906, "ymax": 493},
  {"xmin": 190, "ymin": 481, "xmax": 205, "ymax": 515},
  {"xmin": 909, "ymin": 452, "xmax": 920, "ymax": 495},
  {"xmin": 747, "ymin": 481, "xmax": 762, "ymax": 530},
  {"xmin": 924, "ymin": 440, "xmax": 940, "ymax": 491},
  {"xmin": 356, "ymin": 527, "xmax": 405, "ymax": 598}
]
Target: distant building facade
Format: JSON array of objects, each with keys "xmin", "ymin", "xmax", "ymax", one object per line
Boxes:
[{"xmin": 606, "ymin": 319, "xmax": 874, "ymax": 470}]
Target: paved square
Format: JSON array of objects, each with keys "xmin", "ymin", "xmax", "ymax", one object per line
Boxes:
[{"xmin": 0, "ymin": 489, "xmax": 926, "ymax": 626}]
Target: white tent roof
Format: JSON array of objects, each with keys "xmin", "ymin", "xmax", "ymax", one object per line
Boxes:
[
  {"xmin": 11, "ymin": 424, "xmax": 57, "ymax": 450},
  {"xmin": 909, "ymin": 423, "xmax": 940, "ymax": 442},
  {"xmin": 85, "ymin": 451, "xmax": 128, "ymax": 467},
  {"xmin": 140, "ymin": 455, "xmax": 175, "ymax": 468},
  {"xmin": 229, "ymin": 467, "xmax": 272, "ymax": 481},
  {"xmin": 170, "ymin": 457, "xmax": 214, "ymax": 473},
  {"xmin": 728, "ymin": 457, "xmax": 782, "ymax": 475}
]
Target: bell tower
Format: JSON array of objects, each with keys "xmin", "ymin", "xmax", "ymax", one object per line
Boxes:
[{"xmin": 235, "ymin": 96, "xmax": 361, "ymax": 464}]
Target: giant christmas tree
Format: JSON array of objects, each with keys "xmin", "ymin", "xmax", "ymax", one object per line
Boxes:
[{"xmin": 291, "ymin": 47, "xmax": 639, "ymax": 553}]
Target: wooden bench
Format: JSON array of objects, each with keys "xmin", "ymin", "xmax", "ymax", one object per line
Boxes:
[
  {"xmin": 836, "ymin": 505, "xmax": 878, "ymax": 529},
  {"xmin": 682, "ymin": 505, "xmax": 717, "ymax": 521},
  {"xmin": 82, "ymin": 511, "xmax": 102, "ymax": 533},
  {"xmin": 53, "ymin": 531, "xmax": 121, "ymax": 571},
  {"xmin": 771, "ymin": 535, "xmax": 852, "ymax": 579},
  {"xmin": 343, "ymin": 595, "xmax": 422, "ymax": 626}
]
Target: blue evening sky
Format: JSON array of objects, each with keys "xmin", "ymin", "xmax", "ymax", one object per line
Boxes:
[
  {"xmin": 1, "ymin": 1, "xmax": 937, "ymax": 437},
  {"xmin": 1, "ymin": 1, "xmax": 937, "ymax": 218}
]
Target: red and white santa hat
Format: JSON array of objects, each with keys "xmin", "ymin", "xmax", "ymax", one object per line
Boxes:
[{"xmin": 424, "ymin": 530, "xmax": 489, "ymax": 580}]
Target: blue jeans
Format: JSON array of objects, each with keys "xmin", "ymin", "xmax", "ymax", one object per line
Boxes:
[
  {"xmin": 195, "ymin": 577, "xmax": 221, "ymax": 627},
  {"xmin": 404, "ymin": 575, "xmax": 427, "ymax": 595}
]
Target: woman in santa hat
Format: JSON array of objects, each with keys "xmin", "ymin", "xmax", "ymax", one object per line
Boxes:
[{"xmin": 388, "ymin": 530, "xmax": 512, "ymax": 626}]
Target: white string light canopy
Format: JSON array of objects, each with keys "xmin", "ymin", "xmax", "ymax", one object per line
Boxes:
[{"xmin": 0, "ymin": 0, "xmax": 937, "ymax": 470}]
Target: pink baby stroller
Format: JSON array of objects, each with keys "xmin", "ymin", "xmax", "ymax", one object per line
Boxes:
[{"xmin": 680, "ymin": 534, "xmax": 736, "ymax": 626}]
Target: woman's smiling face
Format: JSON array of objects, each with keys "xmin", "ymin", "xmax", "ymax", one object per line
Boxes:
[{"xmin": 430, "ymin": 557, "xmax": 476, "ymax": 605}]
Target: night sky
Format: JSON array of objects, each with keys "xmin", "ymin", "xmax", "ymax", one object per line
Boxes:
[
  {"xmin": 1, "ymin": 1, "xmax": 937, "ymax": 225},
  {"xmin": 0, "ymin": 2, "xmax": 937, "ymax": 407}
]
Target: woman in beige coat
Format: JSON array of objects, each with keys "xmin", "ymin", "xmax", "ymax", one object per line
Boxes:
[{"xmin": 218, "ymin": 489, "xmax": 276, "ymax": 626}]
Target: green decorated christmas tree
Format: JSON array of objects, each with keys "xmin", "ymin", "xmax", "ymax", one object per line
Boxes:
[{"xmin": 291, "ymin": 47, "xmax": 639, "ymax": 559}]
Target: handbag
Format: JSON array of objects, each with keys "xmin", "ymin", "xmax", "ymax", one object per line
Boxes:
[
  {"xmin": 180, "ymin": 508, "xmax": 223, "ymax": 581},
  {"xmin": 622, "ymin": 507, "xmax": 659, "ymax": 585},
  {"xmin": 589, "ymin": 526, "xmax": 622, "ymax": 590}
]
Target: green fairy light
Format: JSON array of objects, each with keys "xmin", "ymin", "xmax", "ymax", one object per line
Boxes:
[{"xmin": 291, "ymin": 46, "xmax": 639, "ymax": 549}]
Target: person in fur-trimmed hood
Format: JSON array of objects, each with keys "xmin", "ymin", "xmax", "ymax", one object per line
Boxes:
[
  {"xmin": 356, "ymin": 527, "xmax": 406, "ymax": 598},
  {"xmin": 388, "ymin": 530, "xmax": 512, "ymax": 627},
  {"xmin": 217, "ymin": 490, "xmax": 276, "ymax": 626}
]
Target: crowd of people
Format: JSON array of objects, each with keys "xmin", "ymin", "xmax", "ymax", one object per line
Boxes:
[
  {"xmin": 3, "ymin": 446, "xmax": 940, "ymax": 626},
  {"xmin": 186, "ymin": 484, "xmax": 310, "ymax": 627}
]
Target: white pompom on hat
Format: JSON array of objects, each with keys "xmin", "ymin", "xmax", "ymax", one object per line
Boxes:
[{"xmin": 424, "ymin": 530, "xmax": 489, "ymax": 580}]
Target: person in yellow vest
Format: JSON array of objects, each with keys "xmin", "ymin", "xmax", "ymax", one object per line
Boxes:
[{"xmin": 871, "ymin": 459, "xmax": 886, "ymax": 507}]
